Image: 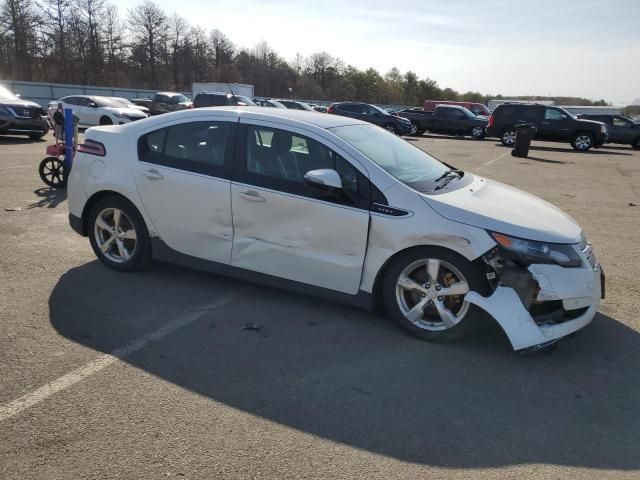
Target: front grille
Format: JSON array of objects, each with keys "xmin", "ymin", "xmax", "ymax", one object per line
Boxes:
[{"xmin": 8, "ymin": 106, "xmax": 42, "ymax": 119}]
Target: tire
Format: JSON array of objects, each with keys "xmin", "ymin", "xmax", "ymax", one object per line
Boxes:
[
  {"xmin": 38, "ymin": 157, "xmax": 67, "ymax": 188},
  {"xmin": 382, "ymin": 247, "xmax": 489, "ymax": 343},
  {"xmin": 88, "ymin": 196, "xmax": 152, "ymax": 272},
  {"xmin": 29, "ymin": 132, "xmax": 45, "ymax": 140},
  {"xmin": 632, "ymin": 137, "xmax": 640, "ymax": 150},
  {"xmin": 471, "ymin": 126, "xmax": 486, "ymax": 140},
  {"xmin": 409, "ymin": 122, "xmax": 420, "ymax": 136},
  {"xmin": 99, "ymin": 116, "xmax": 113, "ymax": 126},
  {"xmin": 571, "ymin": 131, "xmax": 594, "ymax": 151},
  {"xmin": 384, "ymin": 123, "xmax": 399, "ymax": 135},
  {"xmin": 500, "ymin": 127, "xmax": 516, "ymax": 147}
]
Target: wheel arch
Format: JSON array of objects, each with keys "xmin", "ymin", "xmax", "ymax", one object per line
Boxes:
[
  {"xmin": 81, "ymin": 190, "xmax": 139, "ymax": 236},
  {"xmin": 369, "ymin": 243, "xmax": 486, "ymax": 310}
]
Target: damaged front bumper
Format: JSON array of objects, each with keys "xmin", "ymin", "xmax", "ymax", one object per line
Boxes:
[{"xmin": 466, "ymin": 261, "xmax": 603, "ymax": 352}]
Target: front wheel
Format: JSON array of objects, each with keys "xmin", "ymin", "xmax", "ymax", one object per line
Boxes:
[
  {"xmin": 501, "ymin": 127, "xmax": 516, "ymax": 146},
  {"xmin": 99, "ymin": 116, "xmax": 113, "ymax": 126},
  {"xmin": 471, "ymin": 126, "xmax": 486, "ymax": 140},
  {"xmin": 409, "ymin": 122, "xmax": 419, "ymax": 136},
  {"xmin": 382, "ymin": 247, "xmax": 489, "ymax": 342},
  {"xmin": 571, "ymin": 132, "xmax": 594, "ymax": 151},
  {"xmin": 88, "ymin": 196, "xmax": 152, "ymax": 271},
  {"xmin": 384, "ymin": 123, "xmax": 399, "ymax": 135}
]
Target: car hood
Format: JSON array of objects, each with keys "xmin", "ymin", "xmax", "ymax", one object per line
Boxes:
[
  {"xmin": 104, "ymin": 107, "xmax": 147, "ymax": 117},
  {"xmin": 2, "ymin": 98, "xmax": 42, "ymax": 109},
  {"xmin": 421, "ymin": 174, "xmax": 582, "ymax": 244}
]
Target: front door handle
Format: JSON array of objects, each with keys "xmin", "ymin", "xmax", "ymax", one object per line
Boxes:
[
  {"xmin": 239, "ymin": 190, "xmax": 265, "ymax": 202},
  {"xmin": 142, "ymin": 169, "xmax": 163, "ymax": 180}
]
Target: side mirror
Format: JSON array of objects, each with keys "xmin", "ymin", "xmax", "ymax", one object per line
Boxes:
[
  {"xmin": 561, "ymin": 114, "xmax": 567, "ymax": 119},
  {"xmin": 303, "ymin": 169, "xmax": 342, "ymax": 192},
  {"xmin": 15, "ymin": 93, "xmax": 21, "ymax": 98},
  {"xmin": 88, "ymin": 103, "xmax": 97, "ymax": 108}
]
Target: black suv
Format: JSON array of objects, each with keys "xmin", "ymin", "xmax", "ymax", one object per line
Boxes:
[
  {"xmin": 577, "ymin": 114, "xmax": 640, "ymax": 149},
  {"xmin": 0, "ymin": 85, "xmax": 49, "ymax": 139},
  {"xmin": 328, "ymin": 102, "xmax": 412, "ymax": 135},
  {"xmin": 487, "ymin": 104, "xmax": 608, "ymax": 151},
  {"xmin": 193, "ymin": 92, "xmax": 256, "ymax": 108}
]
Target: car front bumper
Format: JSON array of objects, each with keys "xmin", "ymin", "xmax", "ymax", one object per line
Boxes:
[
  {"xmin": 0, "ymin": 116, "xmax": 49, "ymax": 134},
  {"xmin": 465, "ymin": 262, "xmax": 603, "ymax": 351}
]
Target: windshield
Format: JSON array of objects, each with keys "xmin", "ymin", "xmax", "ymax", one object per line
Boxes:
[
  {"xmin": 459, "ymin": 106, "xmax": 476, "ymax": 118},
  {"xmin": 174, "ymin": 94, "xmax": 190, "ymax": 103},
  {"xmin": 371, "ymin": 104, "xmax": 389, "ymax": 115},
  {"xmin": 112, "ymin": 97, "xmax": 134, "ymax": 107},
  {"xmin": 330, "ymin": 124, "xmax": 450, "ymax": 192},
  {"xmin": 234, "ymin": 95, "xmax": 257, "ymax": 106},
  {"xmin": 0, "ymin": 85, "xmax": 19, "ymax": 100}
]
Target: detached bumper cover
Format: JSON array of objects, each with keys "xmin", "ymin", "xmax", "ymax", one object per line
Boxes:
[{"xmin": 466, "ymin": 263, "xmax": 602, "ymax": 351}]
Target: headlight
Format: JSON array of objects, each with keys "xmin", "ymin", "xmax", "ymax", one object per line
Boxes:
[
  {"xmin": 114, "ymin": 112, "xmax": 128, "ymax": 118},
  {"xmin": 600, "ymin": 124, "xmax": 607, "ymax": 134},
  {"xmin": 490, "ymin": 231, "xmax": 582, "ymax": 267}
]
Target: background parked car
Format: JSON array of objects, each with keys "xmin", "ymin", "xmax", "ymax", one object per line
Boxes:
[
  {"xmin": 131, "ymin": 98, "xmax": 153, "ymax": 110},
  {"xmin": 424, "ymin": 100, "xmax": 491, "ymax": 117},
  {"xmin": 577, "ymin": 114, "xmax": 640, "ymax": 149},
  {"xmin": 193, "ymin": 92, "xmax": 257, "ymax": 108},
  {"xmin": 51, "ymin": 95, "xmax": 148, "ymax": 127},
  {"xmin": 111, "ymin": 97, "xmax": 150, "ymax": 116},
  {"xmin": 253, "ymin": 98, "xmax": 287, "ymax": 108},
  {"xmin": 328, "ymin": 101, "xmax": 412, "ymax": 135},
  {"xmin": 274, "ymin": 100, "xmax": 315, "ymax": 111},
  {"xmin": 312, "ymin": 105, "xmax": 328, "ymax": 113},
  {"xmin": 487, "ymin": 104, "xmax": 608, "ymax": 151},
  {"xmin": 0, "ymin": 84, "xmax": 49, "ymax": 139},
  {"xmin": 398, "ymin": 105, "xmax": 487, "ymax": 138},
  {"xmin": 150, "ymin": 92, "xmax": 192, "ymax": 115}
]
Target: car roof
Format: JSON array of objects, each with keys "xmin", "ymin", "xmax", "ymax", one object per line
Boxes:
[{"xmin": 129, "ymin": 106, "xmax": 367, "ymax": 129}]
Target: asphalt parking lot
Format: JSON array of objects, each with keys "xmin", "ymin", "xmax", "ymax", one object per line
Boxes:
[{"xmin": 1, "ymin": 132, "xmax": 639, "ymax": 479}]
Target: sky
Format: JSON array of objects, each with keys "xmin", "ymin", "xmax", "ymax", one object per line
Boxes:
[{"xmin": 113, "ymin": 0, "xmax": 640, "ymax": 105}]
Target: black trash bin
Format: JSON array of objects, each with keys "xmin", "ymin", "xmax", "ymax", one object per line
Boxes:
[{"xmin": 511, "ymin": 123, "xmax": 537, "ymax": 158}]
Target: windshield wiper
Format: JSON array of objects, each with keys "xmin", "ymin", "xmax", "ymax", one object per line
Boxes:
[{"xmin": 433, "ymin": 169, "xmax": 462, "ymax": 191}]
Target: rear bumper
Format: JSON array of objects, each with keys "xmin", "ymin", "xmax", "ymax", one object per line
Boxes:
[{"xmin": 69, "ymin": 213, "xmax": 84, "ymax": 236}]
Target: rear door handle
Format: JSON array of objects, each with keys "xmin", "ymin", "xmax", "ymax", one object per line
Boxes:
[
  {"xmin": 239, "ymin": 189, "xmax": 265, "ymax": 202},
  {"xmin": 142, "ymin": 168, "xmax": 163, "ymax": 180}
]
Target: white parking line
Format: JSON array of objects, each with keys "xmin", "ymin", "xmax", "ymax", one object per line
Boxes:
[
  {"xmin": 479, "ymin": 151, "xmax": 509, "ymax": 169},
  {"xmin": 0, "ymin": 287, "xmax": 250, "ymax": 423},
  {"xmin": 0, "ymin": 165, "xmax": 32, "ymax": 171}
]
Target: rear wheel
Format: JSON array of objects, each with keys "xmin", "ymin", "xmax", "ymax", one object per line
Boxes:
[
  {"xmin": 382, "ymin": 247, "xmax": 489, "ymax": 342},
  {"xmin": 88, "ymin": 196, "xmax": 151, "ymax": 271},
  {"xmin": 632, "ymin": 136, "xmax": 640, "ymax": 150},
  {"xmin": 501, "ymin": 127, "xmax": 516, "ymax": 146},
  {"xmin": 471, "ymin": 126, "xmax": 486, "ymax": 140},
  {"xmin": 571, "ymin": 131, "xmax": 594, "ymax": 151},
  {"xmin": 384, "ymin": 123, "xmax": 399, "ymax": 135},
  {"xmin": 99, "ymin": 116, "xmax": 113, "ymax": 126}
]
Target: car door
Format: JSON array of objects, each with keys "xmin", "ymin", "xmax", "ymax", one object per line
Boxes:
[
  {"xmin": 134, "ymin": 118, "xmax": 237, "ymax": 263},
  {"xmin": 230, "ymin": 121, "xmax": 371, "ymax": 294},
  {"xmin": 611, "ymin": 116, "xmax": 637, "ymax": 143},
  {"xmin": 539, "ymin": 107, "xmax": 572, "ymax": 141},
  {"xmin": 63, "ymin": 97, "xmax": 87, "ymax": 126},
  {"xmin": 81, "ymin": 97, "xmax": 101, "ymax": 126}
]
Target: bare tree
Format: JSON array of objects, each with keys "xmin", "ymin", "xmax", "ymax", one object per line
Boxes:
[{"xmin": 128, "ymin": 0, "xmax": 167, "ymax": 88}]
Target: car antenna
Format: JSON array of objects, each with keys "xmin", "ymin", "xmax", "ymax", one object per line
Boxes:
[{"xmin": 227, "ymin": 83, "xmax": 236, "ymax": 97}]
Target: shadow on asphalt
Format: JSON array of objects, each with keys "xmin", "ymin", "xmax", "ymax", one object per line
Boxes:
[
  {"xmin": 49, "ymin": 261, "xmax": 640, "ymax": 470},
  {"xmin": 28, "ymin": 187, "xmax": 67, "ymax": 209},
  {"xmin": 493, "ymin": 144, "xmax": 633, "ymax": 156}
]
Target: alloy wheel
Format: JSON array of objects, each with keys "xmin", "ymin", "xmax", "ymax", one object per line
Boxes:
[
  {"xmin": 395, "ymin": 258, "xmax": 470, "ymax": 331},
  {"xmin": 472, "ymin": 126, "xmax": 484, "ymax": 138},
  {"xmin": 94, "ymin": 208, "xmax": 137, "ymax": 263},
  {"xmin": 410, "ymin": 123, "xmax": 418, "ymax": 135},
  {"xmin": 575, "ymin": 135, "xmax": 592, "ymax": 150},
  {"xmin": 502, "ymin": 129, "xmax": 516, "ymax": 145}
]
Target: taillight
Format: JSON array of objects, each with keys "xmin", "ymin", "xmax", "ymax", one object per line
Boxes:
[
  {"xmin": 488, "ymin": 113, "xmax": 494, "ymax": 128},
  {"xmin": 327, "ymin": 105, "xmax": 334, "ymax": 114},
  {"xmin": 77, "ymin": 139, "xmax": 106, "ymax": 156}
]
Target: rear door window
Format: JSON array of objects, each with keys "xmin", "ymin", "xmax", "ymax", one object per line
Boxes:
[{"xmin": 138, "ymin": 121, "xmax": 236, "ymax": 178}]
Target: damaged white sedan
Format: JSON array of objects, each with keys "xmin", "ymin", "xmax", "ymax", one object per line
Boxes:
[{"xmin": 67, "ymin": 107, "xmax": 604, "ymax": 352}]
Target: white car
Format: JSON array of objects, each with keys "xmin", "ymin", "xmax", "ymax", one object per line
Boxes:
[
  {"xmin": 49, "ymin": 95, "xmax": 147, "ymax": 127},
  {"xmin": 67, "ymin": 107, "xmax": 604, "ymax": 352}
]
